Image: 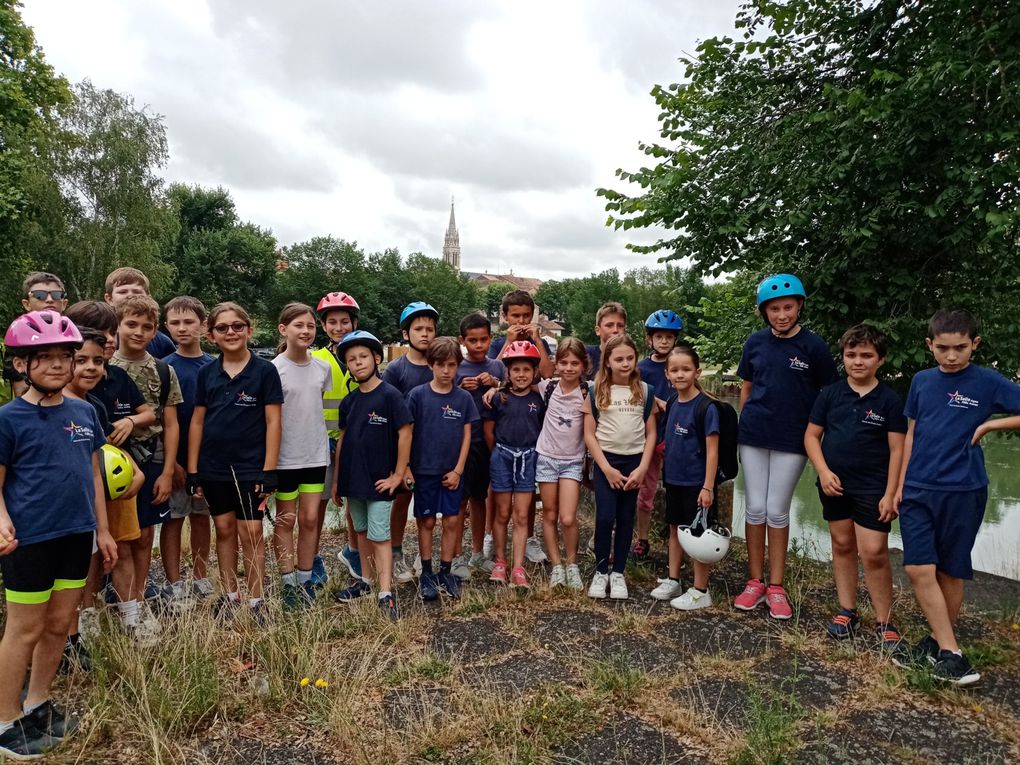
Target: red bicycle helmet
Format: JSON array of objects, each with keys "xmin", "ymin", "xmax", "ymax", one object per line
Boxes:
[
  {"xmin": 502, "ymin": 340, "xmax": 541, "ymax": 365},
  {"xmin": 316, "ymin": 292, "xmax": 360, "ymax": 319},
  {"xmin": 5, "ymin": 310, "xmax": 83, "ymax": 351}
]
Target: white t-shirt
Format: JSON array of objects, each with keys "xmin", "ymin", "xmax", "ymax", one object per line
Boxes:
[
  {"xmin": 536, "ymin": 379, "xmax": 587, "ymax": 461},
  {"xmin": 273, "ymin": 354, "xmax": 332, "ymax": 469},
  {"xmin": 593, "ymin": 384, "xmax": 647, "ymax": 456}
]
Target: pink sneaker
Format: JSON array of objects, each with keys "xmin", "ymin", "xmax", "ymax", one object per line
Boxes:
[
  {"xmin": 489, "ymin": 562, "xmax": 508, "ymax": 584},
  {"xmin": 733, "ymin": 579, "xmax": 767, "ymax": 611},
  {"xmin": 766, "ymin": 585, "xmax": 793, "ymax": 620},
  {"xmin": 510, "ymin": 566, "xmax": 531, "ymax": 589}
]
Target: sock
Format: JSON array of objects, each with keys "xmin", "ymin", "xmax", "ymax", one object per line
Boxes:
[
  {"xmin": 296, "ymin": 569, "xmax": 312, "ymax": 584},
  {"xmin": 378, "ymin": 590, "xmax": 392, "ymax": 601},
  {"xmin": 694, "ymin": 586, "xmax": 707, "ymax": 593},
  {"xmin": 281, "ymin": 571, "xmax": 298, "ymax": 586},
  {"xmin": 79, "ymin": 606, "xmax": 96, "ymax": 633},
  {"xmin": 669, "ymin": 577, "xmax": 680, "ymax": 583},
  {"xmin": 67, "ymin": 633, "xmax": 80, "ymax": 646},
  {"xmin": 23, "ymin": 699, "xmax": 45, "ymax": 715},
  {"xmin": 392, "ymin": 545, "xmax": 402, "ymax": 555},
  {"xmin": 118, "ymin": 600, "xmax": 140, "ymax": 627},
  {"xmin": 768, "ymin": 582, "xmax": 783, "ymax": 588},
  {"xmin": 227, "ymin": 591, "xmax": 241, "ymax": 602},
  {"xmin": 421, "ymin": 559, "xmax": 433, "ymax": 575},
  {"xmin": 249, "ymin": 597, "xmax": 262, "ymax": 608},
  {"xmin": 639, "ymin": 538, "xmax": 649, "ymax": 544},
  {"xmin": 439, "ymin": 560, "xmax": 451, "ymax": 575}
]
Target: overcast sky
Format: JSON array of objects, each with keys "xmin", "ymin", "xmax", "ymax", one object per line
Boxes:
[{"xmin": 23, "ymin": 1, "xmax": 741, "ymax": 280}]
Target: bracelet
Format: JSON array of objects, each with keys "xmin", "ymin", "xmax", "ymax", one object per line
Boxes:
[
  {"xmin": 453, "ymin": 470, "xmax": 463, "ymax": 477},
  {"xmin": 702, "ymin": 487, "xmax": 714, "ymax": 494}
]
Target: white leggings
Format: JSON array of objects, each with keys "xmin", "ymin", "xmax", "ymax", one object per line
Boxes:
[{"xmin": 739, "ymin": 445, "xmax": 806, "ymax": 529}]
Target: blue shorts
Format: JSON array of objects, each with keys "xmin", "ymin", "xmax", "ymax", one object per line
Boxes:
[
  {"xmin": 413, "ymin": 474, "xmax": 463, "ymax": 519},
  {"xmin": 899, "ymin": 486, "xmax": 987, "ymax": 579},
  {"xmin": 137, "ymin": 461, "xmax": 171, "ymax": 529},
  {"xmin": 490, "ymin": 444, "xmax": 537, "ymax": 493}
]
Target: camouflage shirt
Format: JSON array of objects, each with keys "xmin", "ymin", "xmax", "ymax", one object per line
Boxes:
[{"xmin": 111, "ymin": 351, "xmax": 183, "ymax": 462}]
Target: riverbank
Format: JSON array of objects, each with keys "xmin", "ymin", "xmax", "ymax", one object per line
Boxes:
[{"xmin": 35, "ymin": 504, "xmax": 1020, "ymax": 764}]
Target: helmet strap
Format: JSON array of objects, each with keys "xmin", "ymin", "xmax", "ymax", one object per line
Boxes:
[{"xmin": 22, "ymin": 352, "xmax": 71, "ymax": 401}]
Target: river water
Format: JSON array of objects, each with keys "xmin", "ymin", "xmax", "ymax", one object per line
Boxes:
[{"xmin": 730, "ymin": 434, "xmax": 1020, "ymax": 580}]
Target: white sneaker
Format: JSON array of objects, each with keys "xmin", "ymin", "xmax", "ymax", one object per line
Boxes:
[
  {"xmin": 650, "ymin": 578, "xmax": 681, "ymax": 601},
  {"xmin": 452, "ymin": 553, "xmax": 472, "ymax": 581},
  {"xmin": 588, "ymin": 572, "xmax": 609, "ymax": 599},
  {"xmin": 130, "ymin": 618, "xmax": 160, "ymax": 648},
  {"xmin": 469, "ymin": 551, "xmax": 494, "ymax": 574},
  {"xmin": 412, "ymin": 554, "xmax": 423, "ymax": 577},
  {"xmin": 549, "ymin": 564, "xmax": 566, "ymax": 588},
  {"xmin": 565, "ymin": 564, "xmax": 583, "ymax": 590},
  {"xmin": 482, "ymin": 533, "xmax": 494, "ymax": 560},
  {"xmin": 670, "ymin": 586, "xmax": 713, "ymax": 611},
  {"xmin": 192, "ymin": 578, "xmax": 215, "ymax": 599},
  {"xmin": 609, "ymin": 572, "xmax": 629, "ymax": 600},
  {"xmin": 168, "ymin": 580, "xmax": 197, "ymax": 613},
  {"xmin": 525, "ymin": 536, "xmax": 547, "ymax": 563},
  {"xmin": 393, "ymin": 557, "xmax": 414, "ymax": 584}
]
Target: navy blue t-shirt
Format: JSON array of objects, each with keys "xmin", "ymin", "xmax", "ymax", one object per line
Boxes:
[
  {"xmin": 94, "ymin": 364, "xmax": 146, "ymax": 422},
  {"xmin": 904, "ymin": 364, "xmax": 1020, "ymax": 491},
  {"xmin": 585, "ymin": 344, "xmax": 601, "ymax": 381},
  {"xmin": 146, "ymin": 330, "xmax": 175, "ymax": 359},
  {"xmin": 639, "ymin": 357, "xmax": 672, "ymax": 443},
  {"xmin": 86, "ymin": 393, "xmax": 113, "ymax": 436},
  {"xmin": 337, "ymin": 381, "xmax": 413, "ymax": 501},
  {"xmin": 383, "ymin": 355, "xmax": 433, "ymax": 396},
  {"xmin": 809, "ymin": 379, "xmax": 907, "ymax": 495},
  {"xmin": 457, "ymin": 357, "xmax": 505, "ymax": 442},
  {"xmin": 663, "ymin": 393, "xmax": 719, "ymax": 486},
  {"xmin": 406, "ymin": 384, "xmax": 479, "ymax": 475},
  {"xmin": 164, "ymin": 351, "xmax": 214, "ymax": 467},
  {"xmin": 0, "ymin": 397, "xmax": 105, "ymax": 544},
  {"xmin": 483, "ymin": 390, "xmax": 544, "ymax": 449},
  {"xmin": 194, "ymin": 353, "xmax": 285, "ymax": 481},
  {"xmin": 737, "ymin": 327, "xmax": 838, "ymax": 454}
]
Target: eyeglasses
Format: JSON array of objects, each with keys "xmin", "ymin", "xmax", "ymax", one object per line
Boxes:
[
  {"xmin": 212, "ymin": 322, "xmax": 249, "ymax": 335},
  {"xmin": 28, "ymin": 290, "xmax": 66, "ymax": 301}
]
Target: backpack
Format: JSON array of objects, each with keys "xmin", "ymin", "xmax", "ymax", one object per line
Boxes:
[
  {"xmin": 665, "ymin": 392, "xmax": 739, "ymax": 486},
  {"xmin": 154, "ymin": 357, "xmax": 171, "ymax": 411},
  {"xmin": 589, "ymin": 381, "xmax": 655, "ymax": 424}
]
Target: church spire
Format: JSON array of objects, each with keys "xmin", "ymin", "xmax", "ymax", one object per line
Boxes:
[{"xmin": 443, "ymin": 196, "xmax": 461, "ymax": 271}]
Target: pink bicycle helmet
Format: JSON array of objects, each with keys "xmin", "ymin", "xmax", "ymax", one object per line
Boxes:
[
  {"xmin": 5, "ymin": 310, "xmax": 83, "ymax": 351},
  {"xmin": 316, "ymin": 292, "xmax": 360, "ymax": 319}
]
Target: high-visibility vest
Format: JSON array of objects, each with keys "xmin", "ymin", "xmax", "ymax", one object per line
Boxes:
[{"xmin": 311, "ymin": 346, "xmax": 358, "ymax": 439}]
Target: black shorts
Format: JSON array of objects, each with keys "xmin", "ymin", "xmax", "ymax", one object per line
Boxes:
[
  {"xmin": 137, "ymin": 460, "xmax": 171, "ymax": 529},
  {"xmin": 462, "ymin": 440, "xmax": 492, "ymax": 501},
  {"xmin": 818, "ymin": 489, "xmax": 890, "ymax": 534},
  {"xmin": 276, "ymin": 465, "xmax": 328, "ymax": 500},
  {"xmin": 664, "ymin": 483, "xmax": 717, "ymax": 528},
  {"xmin": 202, "ymin": 479, "xmax": 265, "ymax": 521},
  {"xmin": 1, "ymin": 531, "xmax": 93, "ymax": 604}
]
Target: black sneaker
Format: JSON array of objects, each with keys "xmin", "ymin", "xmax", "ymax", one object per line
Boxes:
[
  {"xmin": 24, "ymin": 700, "xmax": 78, "ymax": 740},
  {"xmin": 213, "ymin": 595, "xmax": 241, "ymax": 624},
  {"xmin": 332, "ymin": 580, "xmax": 371, "ymax": 603},
  {"xmin": 250, "ymin": 601, "xmax": 271, "ymax": 627},
  {"xmin": 379, "ymin": 593, "xmax": 400, "ymax": 621},
  {"xmin": 0, "ymin": 715, "xmax": 59, "ymax": 759},
  {"xmin": 892, "ymin": 634, "xmax": 940, "ymax": 670},
  {"xmin": 933, "ymin": 650, "xmax": 981, "ymax": 686},
  {"xmin": 59, "ymin": 637, "xmax": 91, "ymax": 674}
]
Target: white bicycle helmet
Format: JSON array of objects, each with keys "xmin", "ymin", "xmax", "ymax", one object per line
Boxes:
[{"xmin": 678, "ymin": 505, "xmax": 731, "ymax": 564}]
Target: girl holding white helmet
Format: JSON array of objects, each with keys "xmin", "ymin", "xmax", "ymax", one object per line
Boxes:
[{"xmin": 733, "ymin": 274, "xmax": 838, "ymax": 619}]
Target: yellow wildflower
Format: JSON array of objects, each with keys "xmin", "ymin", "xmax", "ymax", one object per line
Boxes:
[
  {"xmin": 300, "ymin": 677, "xmax": 310, "ymax": 687},
  {"xmin": 315, "ymin": 678, "xmax": 329, "ymax": 689}
]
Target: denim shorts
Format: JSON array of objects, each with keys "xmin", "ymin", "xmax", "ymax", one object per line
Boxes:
[
  {"xmin": 535, "ymin": 454, "xmax": 584, "ymax": 484},
  {"xmin": 347, "ymin": 498, "xmax": 393, "ymax": 542},
  {"xmin": 490, "ymin": 444, "xmax": 537, "ymax": 493}
]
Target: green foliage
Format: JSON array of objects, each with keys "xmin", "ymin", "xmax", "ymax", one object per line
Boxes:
[
  {"xmin": 481, "ymin": 280, "xmax": 517, "ymax": 323},
  {"xmin": 163, "ymin": 184, "xmax": 278, "ymax": 320},
  {"xmin": 599, "ymin": 0, "xmax": 1020, "ymax": 384},
  {"xmin": 687, "ymin": 272, "xmax": 762, "ymax": 370}
]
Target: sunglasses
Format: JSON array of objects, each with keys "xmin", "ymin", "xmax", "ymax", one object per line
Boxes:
[
  {"xmin": 212, "ymin": 321, "xmax": 249, "ymax": 335},
  {"xmin": 28, "ymin": 290, "xmax": 66, "ymax": 301}
]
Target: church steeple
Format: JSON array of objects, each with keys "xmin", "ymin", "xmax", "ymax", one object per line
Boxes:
[{"xmin": 443, "ymin": 197, "xmax": 461, "ymax": 271}]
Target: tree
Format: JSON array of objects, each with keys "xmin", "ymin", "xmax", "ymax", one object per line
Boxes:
[
  {"xmin": 599, "ymin": 0, "xmax": 1020, "ymax": 383},
  {"xmin": 164, "ymin": 184, "xmax": 278, "ymax": 320},
  {"xmin": 0, "ymin": 0, "xmax": 72, "ymax": 323},
  {"xmin": 48, "ymin": 80, "xmax": 179, "ymax": 301},
  {"xmin": 481, "ymin": 281, "xmax": 516, "ymax": 324},
  {"xmin": 402, "ymin": 254, "xmax": 480, "ymax": 338}
]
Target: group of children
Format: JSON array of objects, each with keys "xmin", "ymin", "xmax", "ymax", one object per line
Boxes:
[{"xmin": 0, "ymin": 266, "xmax": 1015, "ymax": 758}]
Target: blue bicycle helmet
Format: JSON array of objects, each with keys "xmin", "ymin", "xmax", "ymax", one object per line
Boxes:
[
  {"xmin": 336, "ymin": 330, "xmax": 384, "ymax": 361},
  {"xmin": 756, "ymin": 274, "xmax": 806, "ymax": 307},
  {"xmin": 400, "ymin": 301, "xmax": 439, "ymax": 330},
  {"xmin": 644, "ymin": 309, "xmax": 684, "ymax": 332}
]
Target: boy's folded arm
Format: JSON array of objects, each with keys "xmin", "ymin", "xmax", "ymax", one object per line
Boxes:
[{"xmin": 973, "ymin": 414, "xmax": 1020, "ymax": 444}]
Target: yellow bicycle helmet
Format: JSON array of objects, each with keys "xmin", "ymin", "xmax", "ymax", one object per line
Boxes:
[{"xmin": 100, "ymin": 444, "xmax": 134, "ymax": 501}]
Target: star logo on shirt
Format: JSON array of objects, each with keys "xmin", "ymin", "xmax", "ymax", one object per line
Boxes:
[
  {"xmin": 862, "ymin": 409, "xmax": 886, "ymax": 426},
  {"xmin": 367, "ymin": 410, "xmax": 388, "ymax": 426},
  {"xmin": 235, "ymin": 390, "xmax": 257, "ymax": 407},
  {"xmin": 528, "ymin": 402, "xmax": 539, "ymax": 413},
  {"xmin": 947, "ymin": 390, "xmax": 979, "ymax": 408},
  {"xmin": 788, "ymin": 356, "xmax": 810, "ymax": 371},
  {"xmin": 441, "ymin": 404, "xmax": 463, "ymax": 420},
  {"xmin": 63, "ymin": 420, "xmax": 95, "ymax": 443}
]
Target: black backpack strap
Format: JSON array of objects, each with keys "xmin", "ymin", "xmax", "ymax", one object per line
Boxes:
[
  {"xmin": 542, "ymin": 378, "xmax": 559, "ymax": 409},
  {"xmin": 694, "ymin": 394, "xmax": 714, "ymax": 484},
  {"xmin": 642, "ymin": 382, "xmax": 654, "ymax": 421},
  {"xmin": 154, "ymin": 358, "xmax": 171, "ymax": 411}
]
